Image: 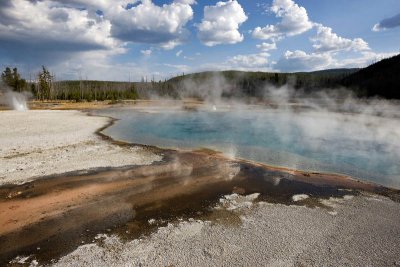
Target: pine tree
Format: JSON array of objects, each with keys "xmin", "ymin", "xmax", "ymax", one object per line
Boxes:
[
  {"xmin": 1, "ymin": 67, "xmax": 13, "ymax": 86},
  {"xmin": 12, "ymin": 68, "xmax": 26, "ymax": 92},
  {"xmin": 1, "ymin": 67, "xmax": 26, "ymax": 92},
  {"xmin": 37, "ymin": 66, "xmax": 53, "ymax": 100}
]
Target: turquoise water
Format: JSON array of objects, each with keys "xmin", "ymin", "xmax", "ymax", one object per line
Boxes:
[{"xmin": 98, "ymin": 107, "xmax": 400, "ymax": 188}]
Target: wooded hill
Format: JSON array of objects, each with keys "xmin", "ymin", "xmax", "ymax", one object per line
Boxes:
[
  {"xmin": 165, "ymin": 69, "xmax": 359, "ymax": 99},
  {"xmin": 165, "ymin": 54, "xmax": 400, "ymax": 99},
  {"xmin": 342, "ymin": 54, "xmax": 400, "ymax": 99}
]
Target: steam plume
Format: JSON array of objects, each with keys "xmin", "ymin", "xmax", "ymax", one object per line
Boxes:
[{"xmin": 0, "ymin": 84, "xmax": 29, "ymax": 111}]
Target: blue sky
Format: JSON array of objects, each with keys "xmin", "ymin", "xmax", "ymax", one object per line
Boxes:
[{"xmin": 0, "ymin": 0, "xmax": 399, "ymax": 81}]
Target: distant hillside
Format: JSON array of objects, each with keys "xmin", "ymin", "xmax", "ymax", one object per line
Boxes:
[
  {"xmin": 166, "ymin": 69, "xmax": 358, "ymax": 99},
  {"xmin": 307, "ymin": 68, "xmax": 360, "ymax": 75},
  {"xmin": 168, "ymin": 69, "xmax": 357, "ymax": 88},
  {"xmin": 166, "ymin": 56, "xmax": 400, "ymax": 100},
  {"xmin": 342, "ymin": 54, "xmax": 400, "ymax": 99}
]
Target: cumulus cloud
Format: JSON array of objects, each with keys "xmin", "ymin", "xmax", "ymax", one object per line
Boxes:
[
  {"xmin": 197, "ymin": 0, "xmax": 248, "ymax": 46},
  {"xmin": 312, "ymin": 24, "xmax": 370, "ymax": 53},
  {"xmin": 251, "ymin": 0, "xmax": 372, "ymax": 71},
  {"xmin": 228, "ymin": 53, "xmax": 270, "ymax": 69},
  {"xmin": 372, "ymin": 13, "xmax": 400, "ymax": 31},
  {"xmin": 0, "ymin": 0, "xmax": 195, "ymax": 64},
  {"xmin": 335, "ymin": 51, "xmax": 398, "ymax": 69},
  {"xmin": 0, "ymin": 0, "xmax": 119, "ymax": 62},
  {"xmin": 252, "ymin": 0, "xmax": 313, "ymax": 40},
  {"xmin": 256, "ymin": 42, "xmax": 277, "ymax": 51},
  {"xmin": 110, "ymin": 0, "xmax": 195, "ymax": 49},
  {"xmin": 51, "ymin": 0, "xmax": 197, "ymax": 47},
  {"xmin": 275, "ymin": 50, "xmax": 397, "ymax": 72},
  {"xmin": 50, "ymin": 50, "xmax": 147, "ymax": 81},
  {"xmin": 252, "ymin": 0, "xmax": 373, "ymax": 72},
  {"xmin": 275, "ymin": 50, "xmax": 333, "ymax": 72},
  {"xmin": 0, "ymin": 0, "xmax": 198, "ymax": 79}
]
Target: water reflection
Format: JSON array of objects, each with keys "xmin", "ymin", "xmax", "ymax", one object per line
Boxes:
[{"xmin": 97, "ymin": 106, "xmax": 400, "ymax": 188}]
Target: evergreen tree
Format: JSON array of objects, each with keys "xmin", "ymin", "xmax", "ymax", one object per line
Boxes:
[
  {"xmin": 1, "ymin": 67, "xmax": 13, "ymax": 86},
  {"xmin": 12, "ymin": 68, "xmax": 26, "ymax": 92},
  {"xmin": 1, "ymin": 67, "xmax": 26, "ymax": 92},
  {"xmin": 37, "ymin": 66, "xmax": 53, "ymax": 100}
]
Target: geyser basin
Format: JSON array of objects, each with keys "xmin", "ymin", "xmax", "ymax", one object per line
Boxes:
[{"xmin": 98, "ymin": 105, "xmax": 400, "ymax": 188}]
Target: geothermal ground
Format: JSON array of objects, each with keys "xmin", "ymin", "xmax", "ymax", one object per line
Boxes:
[
  {"xmin": 0, "ymin": 106, "xmax": 399, "ymax": 266},
  {"xmin": 0, "ymin": 110, "xmax": 161, "ymax": 186}
]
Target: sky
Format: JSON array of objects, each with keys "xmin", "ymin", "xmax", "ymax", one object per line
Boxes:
[{"xmin": 0, "ymin": 0, "xmax": 399, "ymax": 81}]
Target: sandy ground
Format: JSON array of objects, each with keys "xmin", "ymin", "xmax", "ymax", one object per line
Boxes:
[
  {"xmin": 51, "ymin": 193, "xmax": 400, "ymax": 267},
  {"xmin": 0, "ymin": 110, "xmax": 161, "ymax": 185}
]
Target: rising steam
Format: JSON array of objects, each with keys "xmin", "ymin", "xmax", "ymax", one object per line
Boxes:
[
  {"xmin": 111, "ymin": 72, "xmax": 400, "ymax": 188},
  {"xmin": 0, "ymin": 84, "xmax": 29, "ymax": 111}
]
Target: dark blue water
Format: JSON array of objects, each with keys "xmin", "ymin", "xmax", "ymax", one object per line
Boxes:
[{"xmin": 98, "ymin": 107, "xmax": 400, "ymax": 188}]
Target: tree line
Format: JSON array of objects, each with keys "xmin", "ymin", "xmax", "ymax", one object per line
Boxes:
[
  {"xmin": 2, "ymin": 54, "xmax": 399, "ymax": 101},
  {"xmin": 1, "ymin": 66, "xmax": 139, "ymax": 101}
]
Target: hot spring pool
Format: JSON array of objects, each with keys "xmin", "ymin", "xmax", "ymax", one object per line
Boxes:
[{"xmin": 97, "ymin": 106, "xmax": 400, "ymax": 188}]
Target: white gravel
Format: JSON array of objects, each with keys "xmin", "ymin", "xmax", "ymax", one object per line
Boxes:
[
  {"xmin": 216, "ymin": 193, "xmax": 260, "ymax": 210},
  {"xmin": 49, "ymin": 194, "xmax": 400, "ymax": 267},
  {"xmin": 0, "ymin": 110, "xmax": 161, "ymax": 185},
  {"xmin": 292, "ymin": 194, "xmax": 310, "ymax": 202}
]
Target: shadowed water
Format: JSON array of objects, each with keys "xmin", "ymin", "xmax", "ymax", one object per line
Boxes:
[{"xmin": 98, "ymin": 106, "xmax": 400, "ymax": 188}]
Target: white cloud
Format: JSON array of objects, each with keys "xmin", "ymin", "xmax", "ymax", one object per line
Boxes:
[
  {"xmin": 0, "ymin": 0, "xmax": 118, "ymax": 54},
  {"xmin": 141, "ymin": 49, "xmax": 152, "ymax": 56},
  {"xmin": 335, "ymin": 51, "xmax": 398, "ymax": 69},
  {"xmin": 183, "ymin": 52, "xmax": 273, "ymax": 73},
  {"xmin": 228, "ymin": 53, "xmax": 270, "ymax": 69},
  {"xmin": 252, "ymin": 0, "xmax": 313, "ymax": 40},
  {"xmin": 48, "ymin": 0, "xmax": 195, "ymax": 49},
  {"xmin": 176, "ymin": 50, "xmax": 183, "ymax": 57},
  {"xmin": 50, "ymin": 50, "xmax": 145, "ymax": 81},
  {"xmin": 0, "ymin": 0, "xmax": 194, "ymax": 67},
  {"xmin": 256, "ymin": 42, "xmax": 277, "ymax": 51},
  {"xmin": 110, "ymin": 0, "xmax": 195, "ymax": 49},
  {"xmin": 0, "ymin": 0, "xmax": 198, "ymax": 78},
  {"xmin": 274, "ymin": 50, "xmax": 398, "ymax": 72},
  {"xmin": 372, "ymin": 13, "xmax": 400, "ymax": 31},
  {"xmin": 312, "ymin": 24, "xmax": 370, "ymax": 53},
  {"xmin": 275, "ymin": 50, "xmax": 333, "ymax": 72},
  {"xmin": 159, "ymin": 40, "xmax": 185, "ymax": 50},
  {"xmin": 252, "ymin": 0, "xmax": 373, "ymax": 70},
  {"xmin": 197, "ymin": 0, "xmax": 248, "ymax": 46}
]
